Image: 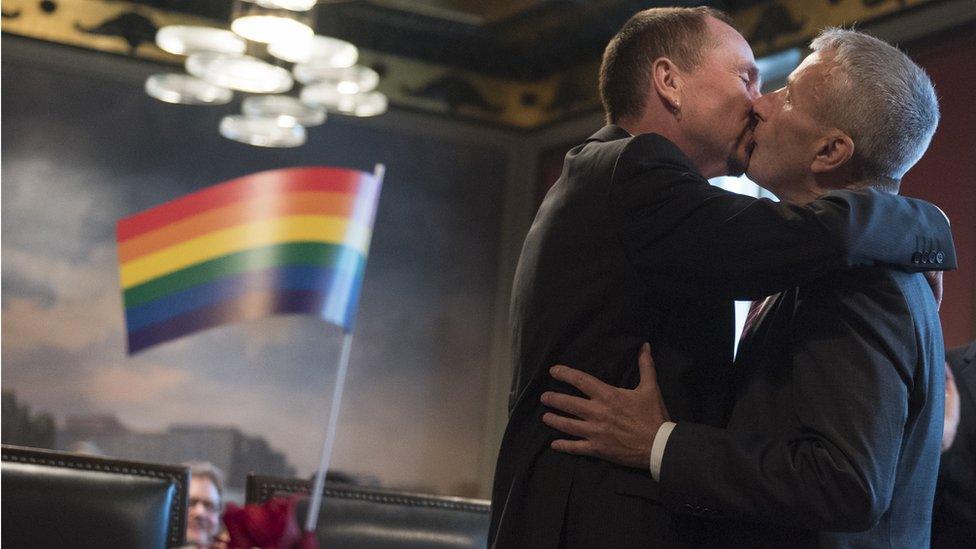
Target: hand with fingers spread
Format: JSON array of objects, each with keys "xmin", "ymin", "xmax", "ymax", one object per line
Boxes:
[{"xmin": 541, "ymin": 343, "xmax": 670, "ymax": 470}]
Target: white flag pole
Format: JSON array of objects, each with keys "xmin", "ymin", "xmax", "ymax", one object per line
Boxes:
[{"xmin": 305, "ymin": 164, "xmax": 385, "ymax": 534}]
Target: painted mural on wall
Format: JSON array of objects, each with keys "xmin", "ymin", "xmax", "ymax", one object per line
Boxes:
[{"xmin": 1, "ymin": 45, "xmax": 505, "ymax": 498}]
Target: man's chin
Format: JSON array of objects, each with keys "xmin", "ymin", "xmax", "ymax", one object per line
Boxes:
[
  {"xmin": 186, "ymin": 528, "xmax": 209, "ymax": 545},
  {"xmin": 744, "ymin": 167, "xmax": 777, "ymax": 195},
  {"xmin": 726, "ymin": 156, "xmax": 748, "ymax": 178}
]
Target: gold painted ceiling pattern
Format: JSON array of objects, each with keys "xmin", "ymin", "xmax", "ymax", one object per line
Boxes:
[{"xmin": 1, "ymin": 0, "xmax": 940, "ymax": 129}]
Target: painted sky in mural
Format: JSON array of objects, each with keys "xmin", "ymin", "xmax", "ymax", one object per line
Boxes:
[{"xmin": 2, "ymin": 51, "xmax": 505, "ymax": 497}]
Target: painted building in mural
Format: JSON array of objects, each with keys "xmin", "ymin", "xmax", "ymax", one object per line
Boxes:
[{"xmin": 58, "ymin": 415, "xmax": 296, "ymax": 487}]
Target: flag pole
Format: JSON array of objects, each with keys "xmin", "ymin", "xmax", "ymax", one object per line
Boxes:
[
  {"xmin": 304, "ymin": 331, "xmax": 353, "ymax": 533},
  {"xmin": 305, "ymin": 164, "xmax": 385, "ymax": 534}
]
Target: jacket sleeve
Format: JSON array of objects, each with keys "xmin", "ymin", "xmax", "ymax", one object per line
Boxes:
[
  {"xmin": 610, "ymin": 134, "xmax": 956, "ymax": 300},
  {"xmin": 656, "ymin": 270, "xmax": 931, "ymax": 531}
]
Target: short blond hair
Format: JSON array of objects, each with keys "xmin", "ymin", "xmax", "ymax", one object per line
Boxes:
[{"xmin": 599, "ymin": 6, "xmax": 734, "ymax": 123}]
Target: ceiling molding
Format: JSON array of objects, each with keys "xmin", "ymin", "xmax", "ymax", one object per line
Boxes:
[{"xmin": 0, "ymin": 0, "xmax": 956, "ymax": 130}]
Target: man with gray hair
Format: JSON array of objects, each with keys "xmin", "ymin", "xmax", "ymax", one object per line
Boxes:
[
  {"xmin": 542, "ymin": 28, "xmax": 947, "ymax": 547},
  {"xmin": 184, "ymin": 461, "xmax": 225, "ymax": 548}
]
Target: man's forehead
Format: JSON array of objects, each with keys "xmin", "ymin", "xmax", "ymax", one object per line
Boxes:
[
  {"xmin": 703, "ymin": 16, "xmax": 755, "ymax": 65},
  {"xmin": 190, "ymin": 476, "xmax": 219, "ymax": 495},
  {"xmin": 790, "ymin": 51, "xmax": 842, "ymax": 86},
  {"xmin": 794, "ymin": 51, "xmax": 822, "ymax": 74}
]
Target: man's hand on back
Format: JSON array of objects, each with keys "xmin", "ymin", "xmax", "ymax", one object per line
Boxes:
[
  {"xmin": 542, "ymin": 343, "xmax": 669, "ymax": 470},
  {"xmin": 943, "ymin": 363, "xmax": 960, "ymax": 452},
  {"xmin": 924, "ymin": 270, "xmax": 943, "ymax": 310}
]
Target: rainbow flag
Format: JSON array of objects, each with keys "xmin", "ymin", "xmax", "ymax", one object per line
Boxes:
[{"xmin": 117, "ymin": 166, "xmax": 383, "ymax": 354}]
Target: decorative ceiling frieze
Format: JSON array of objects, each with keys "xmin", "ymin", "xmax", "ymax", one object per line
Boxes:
[{"xmin": 1, "ymin": 0, "xmax": 944, "ymax": 129}]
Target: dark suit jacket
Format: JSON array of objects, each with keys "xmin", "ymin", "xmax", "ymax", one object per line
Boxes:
[
  {"xmin": 659, "ymin": 268, "xmax": 945, "ymax": 548},
  {"xmin": 933, "ymin": 340, "xmax": 976, "ymax": 548},
  {"xmin": 489, "ymin": 125, "xmax": 956, "ymax": 548}
]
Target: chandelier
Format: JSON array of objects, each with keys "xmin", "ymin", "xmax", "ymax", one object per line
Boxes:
[{"xmin": 145, "ymin": 0, "xmax": 387, "ymax": 148}]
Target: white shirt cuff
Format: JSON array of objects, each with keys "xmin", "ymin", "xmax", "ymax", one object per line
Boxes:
[{"xmin": 649, "ymin": 421, "xmax": 677, "ymax": 481}]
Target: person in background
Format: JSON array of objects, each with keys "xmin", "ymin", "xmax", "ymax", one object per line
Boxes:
[
  {"xmin": 933, "ymin": 340, "xmax": 976, "ymax": 547},
  {"xmin": 65, "ymin": 440, "xmax": 105, "ymax": 456},
  {"xmin": 184, "ymin": 461, "xmax": 225, "ymax": 548}
]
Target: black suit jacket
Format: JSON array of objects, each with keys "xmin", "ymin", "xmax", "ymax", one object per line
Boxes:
[
  {"xmin": 660, "ymin": 268, "xmax": 945, "ymax": 548},
  {"xmin": 489, "ymin": 126, "xmax": 956, "ymax": 548},
  {"xmin": 933, "ymin": 340, "xmax": 976, "ymax": 548}
]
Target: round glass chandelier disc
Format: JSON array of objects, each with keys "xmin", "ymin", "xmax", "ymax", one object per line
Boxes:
[
  {"xmin": 231, "ymin": 15, "xmax": 313, "ymax": 45},
  {"xmin": 186, "ymin": 53, "xmax": 293, "ymax": 94},
  {"xmin": 301, "ymin": 85, "xmax": 388, "ymax": 117},
  {"xmin": 145, "ymin": 73, "xmax": 234, "ymax": 105},
  {"xmin": 293, "ymin": 63, "xmax": 379, "ymax": 93},
  {"xmin": 220, "ymin": 115, "xmax": 306, "ymax": 148},
  {"xmin": 242, "ymin": 96, "xmax": 326, "ymax": 127},
  {"xmin": 254, "ymin": 0, "xmax": 317, "ymax": 9},
  {"xmin": 268, "ymin": 35, "xmax": 358, "ymax": 67},
  {"xmin": 155, "ymin": 26, "xmax": 246, "ymax": 56}
]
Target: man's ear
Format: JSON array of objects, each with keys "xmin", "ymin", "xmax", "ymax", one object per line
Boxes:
[
  {"xmin": 651, "ymin": 57, "xmax": 681, "ymax": 111},
  {"xmin": 810, "ymin": 130, "xmax": 854, "ymax": 174}
]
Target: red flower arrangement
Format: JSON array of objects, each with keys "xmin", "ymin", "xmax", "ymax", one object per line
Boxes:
[{"xmin": 222, "ymin": 495, "xmax": 318, "ymax": 549}]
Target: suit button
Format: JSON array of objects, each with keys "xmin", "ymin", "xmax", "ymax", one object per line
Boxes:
[
  {"xmin": 928, "ymin": 251, "xmax": 938, "ymax": 263},
  {"xmin": 936, "ymin": 251, "xmax": 945, "ymax": 264},
  {"xmin": 911, "ymin": 252, "xmax": 921, "ymax": 264}
]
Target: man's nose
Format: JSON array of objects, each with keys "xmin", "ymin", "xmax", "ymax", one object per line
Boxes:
[
  {"xmin": 747, "ymin": 111, "xmax": 759, "ymax": 131},
  {"xmin": 752, "ymin": 95, "xmax": 769, "ymax": 123}
]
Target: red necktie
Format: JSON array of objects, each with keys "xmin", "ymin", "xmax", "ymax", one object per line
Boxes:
[{"xmin": 740, "ymin": 296, "xmax": 770, "ymax": 341}]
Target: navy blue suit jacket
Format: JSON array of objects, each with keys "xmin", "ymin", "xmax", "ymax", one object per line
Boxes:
[
  {"xmin": 660, "ymin": 269, "xmax": 945, "ymax": 548},
  {"xmin": 489, "ymin": 126, "xmax": 956, "ymax": 548}
]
